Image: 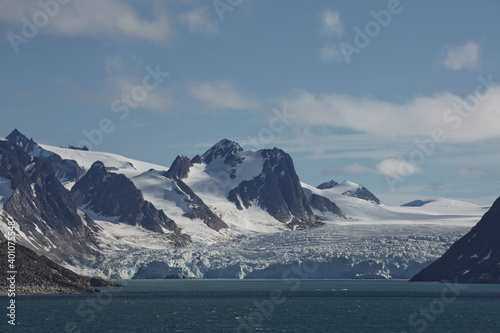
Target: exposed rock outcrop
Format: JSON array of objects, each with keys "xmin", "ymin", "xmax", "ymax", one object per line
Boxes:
[{"xmin": 411, "ymin": 197, "xmax": 500, "ymax": 283}]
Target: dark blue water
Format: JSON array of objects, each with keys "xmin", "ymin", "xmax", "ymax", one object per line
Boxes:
[{"xmin": 2, "ymin": 280, "xmax": 500, "ymax": 332}]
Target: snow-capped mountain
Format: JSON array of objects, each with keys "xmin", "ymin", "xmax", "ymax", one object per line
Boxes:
[
  {"xmin": 70, "ymin": 161, "xmax": 190, "ymax": 246},
  {"xmin": 0, "ymin": 139, "xmax": 99, "ymax": 264},
  {"xmin": 317, "ymin": 180, "xmax": 382, "ymax": 204},
  {"xmin": 316, "ymin": 180, "xmax": 338, "ymax": 189},
  {"xmin": 0, "ymin": 129, "xmax": 491, "ymax": 280},
  {"xmin": 6, "ymin": 129, "xmax": 84, "ymax": 183},
  {"xmin": 411, "ymin": 196, "xmax": 500, "ymax": 283},
  {"xmin": 225, "ymin": 146, "xmax": 321, "ymax": 230}
]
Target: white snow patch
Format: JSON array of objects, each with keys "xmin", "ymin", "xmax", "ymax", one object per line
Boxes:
[
  {"xmin": 33, "ymin": 223, "xmax": 43, "ymax": 234},
  {"xmin": 0, "ymin": 177, "xmax": 13, "ymax": 205},
  {"xmin": 77, "ymin": 210, "xmax": 89, "ymax": 227},
  {"xmin": 482, "ymin": 250, "xmax": 492, "ymax": 261},
  {"xmin": 470, "ymin": 254, "xmax": 478, "ymax": 259},
  {"xmin": 39, "ymin": 143, "xmax": 167, "ymax": 179}
]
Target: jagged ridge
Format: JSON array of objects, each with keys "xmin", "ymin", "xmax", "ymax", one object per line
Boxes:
[
  {"xmin": 0, "ymin": 140, "xmax": 99, "ymax": 263},
  {"xmin": 71, "ymin": 161, "xmax": 190, "ymax": 245}
]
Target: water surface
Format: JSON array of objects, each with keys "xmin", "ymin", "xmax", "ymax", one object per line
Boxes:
[{"xmin": 3, "ymin": 279, "xmax": 500, "ymax": 332}]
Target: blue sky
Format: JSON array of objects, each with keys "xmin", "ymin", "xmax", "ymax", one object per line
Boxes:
[{"xmin": 1, "ymin": 0, "xmax": 500, "ymax": 205}]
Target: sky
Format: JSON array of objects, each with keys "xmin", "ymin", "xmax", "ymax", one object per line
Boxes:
[{"xmin": 1, "ymin": 0, "xmax": 500, "ymax": 205}]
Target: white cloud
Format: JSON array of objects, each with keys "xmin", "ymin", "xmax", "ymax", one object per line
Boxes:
[
  {"xmin": 321, "ymin": 159, "xmax": 422, "ymax": 179},
  {"xmin": 1, "ymin": 0, "xmax": 173, "ymax": 44},
  {"xmin": 110, "ymin": 76, "xmax": 176, "ymax": 113},
  {"xmin": 188, "ymin": 80, "xmax": 260, "ymax": 111},
  {"xmin": 457, "ymin": 168, "xmax": 484, "ymax": 178},
  {"xmin": 321, "ymin": 162, "xmax": 373, "ymax": 175},
  {"xmin": 443, "ymin": 41, "xmax": 481, "ymax": 71},
  {"xmin": 319, "ymin": 43, "xmax": 344, "ymax": 63},
  {"xmin": 320, "ymin": 9, "xmax": 343, "ymax": 37},
  {"xmin": 180, "ymin": 7, "xmax": 218, "ymax": 35},
  {"xmin": 376, "ymin": 159, "xmax": 423, "ymax": 178},
  {"xmin": 280, "ymin": 82, "xmax": 500, "ymax": 142}
]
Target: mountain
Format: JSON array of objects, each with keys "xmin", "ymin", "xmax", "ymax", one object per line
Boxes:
[
  {"xmin": 70, "ymin": 161, "xmax": 191, "ymax": 246},
  {"xmin": 402, "ymin": 200, "xmax": 433, "ymax": 207},
  {"xmin": 307, "ymin": 193, "xmax": 347, "ymax": 219},
  {"xmin": 162, "ymin": 155, "xmax": 228, "ymax": 231},
  {"xmin": 0, "ymin": 139, "xmax": 99, "ymax": 264},
  {"xmin": 2, "ymin": 129, "xmax": 488, "ymax": 281},
  {"xmin": 0, "ymin": 241, "xmax": 119, "ymax": 294},
  {"xmin": 410, "ymin": 197, "xmax": 500, "ymax": 283},
  {"xmin": 225, "ymin": 145, "xmax": 320, "ymax": 229},
  {"xmin": 317, "ymin": 180, "xmax": 382, "ymax": 204},
  {"xmin": 402, "ymin": 198, "xmax": 479, "ymax": 208},
  {"xmin": 6, "ymin": 129, "xmax": 84, "ymax": 183},
  {"xmin": 164, "ymin": 155, "xmax": 193, "ymax": 180},
  {"xmin": 317, "ymin": 180, "xmax": 339, "ymax": 189}
]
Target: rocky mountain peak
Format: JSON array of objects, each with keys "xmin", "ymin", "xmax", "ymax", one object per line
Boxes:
[
  {"xmin": 227, "ymin": 147, "xmax": 320, "ymax": 229},
  {"xmin": 6, "ymin": 129, "xmax": 36, "ymax": 153},
  {"xmin": 317, "ymin": 180, "xmax": 339, "ymax": 190},
  {"xmin": 317, "ymin": 179, "xmax": 382, "ymax": 205},
  {"xmin": 164, "ymin": 155, "xmax": 193, "ymax": 180},
  {"xmin": 0, "ymin": 140, "xmax": 99, "ymax": 264},
  {"xmin": 6, "ymin": 129, "xmax": 84, "ymax": 183},
  {"xmin": 202, "ymin": 139, "xmax": 243, "ymax": 164},
  {"xmin": 71, "ymin": 161, "xmax": 190, "ymax": 245},
  {"xmin": 343, "ymin": 184, "xmax": 382, "ymax": 205},
  {"xmin": 190, "ymin": 155, "xmax": 203, "ymax": 164}
]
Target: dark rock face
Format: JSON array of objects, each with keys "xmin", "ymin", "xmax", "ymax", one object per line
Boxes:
[
  {"xmin": 60, "ymin": 145, "xmax": 89, "ymax": 151},
  {"xmin": 190, "ymin": 155, "xmax": 203, "ymax": 164},
  {"xmin": 6, "ymin": 129, "xmax": 84, "ymax": 182},
  {"xmin": 411, "ymin": 197, "xmax": 500, "ymax": 283},
  {"xmin": 164, "ymin": 155, "xmax": 193, "ymax": 180},
  {"xmin": 308, "ymin": 193, "xmax": 346, "ymax": 218},
  {"xmin": 0, "ymin": 140, "xmax": 99, "ymax": 263},
  {"xmin": 71, "ymin": 161, "xmax": 190, "ymax": 245},
  {"xmin": 0, "ymin": 242, "xmax": 120, "ymax": 295},
  {"xmin": 317, "ymin": 179, "xmax": 382, "ymax": 204},
  {"xmin": 202, "ymin": 139, "xmax": 245, "ymax": 180},
  {"xmin": 202, "ymin": 138, "xmax": 243, "ymax": 165},
  {"xmin": 343, "ymin": 186, "xmax": 382, "ymax": 205},
  {"xmin": 228, "ymin": 148, "xmax": 319, "ymax": 229},
  {"xmin": 162, "ymin": 160, "xmax": 228, "ymax": 231},
  {"xmin": 173, "ymin": 180, "xmax": 228, "ymax": 231},
  {"xmin": 317, "ymin": 180, "xmax": 339, "ymax": 190},
  {"xmin": 402, "ymin": 200, "xmax": 433, "ymax": 207}
]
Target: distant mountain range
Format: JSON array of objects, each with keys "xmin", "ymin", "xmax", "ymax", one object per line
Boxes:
[
  {"xmin": 0, "ymin": 129, "xmax": 348, "ymax": 264},
  {"xmin": 1, "ymin": 129, "xmax": 497, "ymax": 282}
]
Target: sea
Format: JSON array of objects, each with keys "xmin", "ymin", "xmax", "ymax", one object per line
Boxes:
[{"xmin": 2, "ymin": 279, "xmax": 500, "ymax": 333}]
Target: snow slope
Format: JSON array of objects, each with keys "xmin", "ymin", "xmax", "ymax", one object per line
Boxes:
[{"xmin": 39, "ymin": 144, "xmax": 167, "ymax": 179}]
